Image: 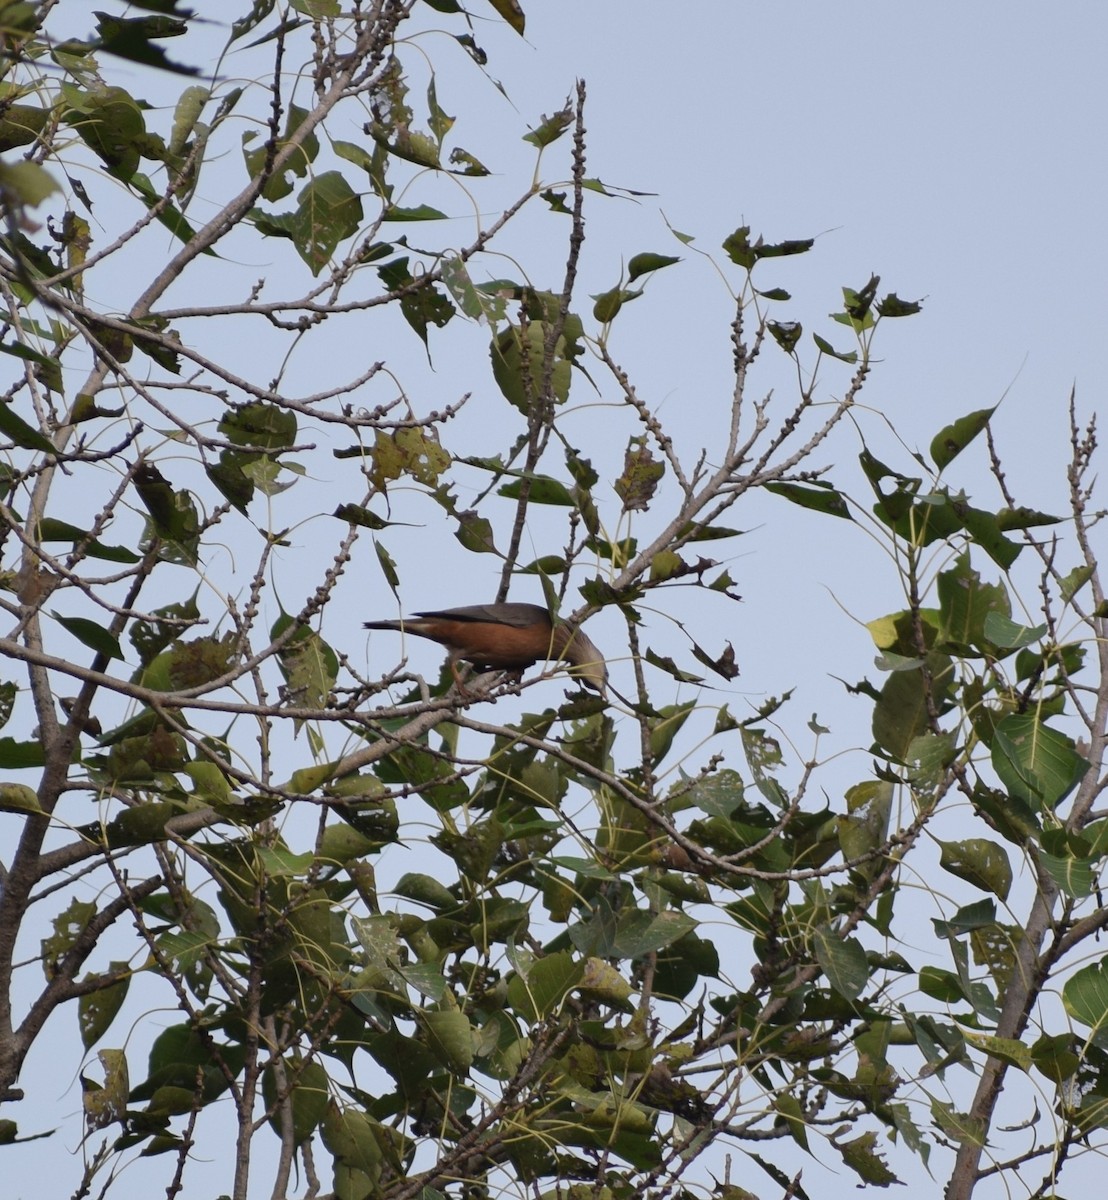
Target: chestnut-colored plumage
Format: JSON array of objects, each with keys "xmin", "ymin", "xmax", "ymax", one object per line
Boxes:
[{"xmin": 364, "ymin": 602, "xmax": 607, "ymax": 695}]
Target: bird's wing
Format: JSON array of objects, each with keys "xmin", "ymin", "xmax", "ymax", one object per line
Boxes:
[{"xmin": 414, "ymin": 603, "xmax": 550, "ymax": 628}]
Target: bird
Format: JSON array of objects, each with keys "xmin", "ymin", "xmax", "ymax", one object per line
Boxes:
[{"xmin": 364, "ymin": 602, "xmax": 607, "ymax": 696}]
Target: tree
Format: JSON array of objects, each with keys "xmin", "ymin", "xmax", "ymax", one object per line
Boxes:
[{"xmin": 0, "ymin": 4, "xmax": 1104, "ymax": 1199}]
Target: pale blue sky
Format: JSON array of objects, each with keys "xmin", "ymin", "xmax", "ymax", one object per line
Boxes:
[{"xmin": 438, "ymin": 2, "xmax": 1108, "ymax": 741}]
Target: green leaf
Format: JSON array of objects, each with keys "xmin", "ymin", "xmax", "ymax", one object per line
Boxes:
[
  {"xmin": 0, "ymin": 103, "xmax": 52, "ymax": 154},
  {"xmin": 506, "ymin": 950, "xmax": 582, "ymax": 1021},
  {"xmin": 1039, "ymin": 848, "xmax": 1096, "ymax": 898},
  {"xmin": 219, "ymin": 403, "xmax": 297, "ymax": 451},
  {"xmin": 374, "ymin": 257, "xmax": 455, "ymax": 345},
  {"xmin": 835, "ymin": 1131, "xmax": 900, "ymax": 1186},
  {"xmin": 841, "ymin": 275, "xmax": 880, "ymax": 327},
  {"xmin": 958, "ymin": 503, "xmax": 1021, "ymax": 570},
  {"xmin": 448, "ymin": 146, "xmax": 489, "ymax": 176},
  {"xmin": 991, "ymin": 714, "xmax": 1088, "ymax": 810},
  {"xmin": 184, "ymin": 761, "xmax": 232, "ymax": 807},
  {"xmin": 398, "ymin": 961, "xmax": 448, "ymax": 1001},
  {"xmin": 919, "ymin": 966, "xmax": 965, "ymax": 1004},
  {"xmin": 722, "ymin": 226, "xmax": 813, "ymax": 268},
  {"xmin": 905, "ymin": 731, "xmax": 957, "ymax": 786},
  {"xmin": 579, "ymin": 956, "xmax": 633, "ymax": 1007},
  {"xmin": 0, "ymin": 401, "xmax": 54, "ymax": 451},
  {"xmin": 765, "ymin": 481, "xmax": 851, "ymax": 519},
  {"xmin": 612, "ymin": 911, "xmax": 696, "ymax": 959},
  {"xmin": 0, "ymin": 783, "xmax": 43, "ymax": 814},
  {"xmin": 930, "ymin": 407, "xmax": 995, "ymax": 471},
  {"xmin": 768, "ymin": 320, "xmax": 802, "ymax": 353},
  {"xmin": 0, "ymin": 161, "xmax": 59, "ymax": 207},
  {"xmin": 440, "ymin": 254, "xmax": 505, "ymax": 323},
  {"xmin": 838, "ymin": 780, "xmax": 892, "ymax": 866},
  {"xmin": 497, "ymin": 475, "xmax": 576, "ymax": 505},
  {"xmin": 982, "ymin": 612, "xmax": 1046, "ymax": 650},
  {"xmin": 65, "ymin": 86, "xmax": 146, "ymax": 179},
  {"xmin": 685, "ymin": 769, "xmax": 746, "ymax": 818},
  {"xmin": 647, "ymin": 701, "xmax": 695, "ymax": 763},
  {"xmin": 131, "ymin": 1023, "xmax": 244, "ymax": 1103},
  {"xmin": 757, "ymin": 237, "xmax": 814, "ymax": 259},
  {"xmin": 1061, "ymin": 564, "xmax": 1094, "ymax": 602},
  {"xmin": 616, "ymin": 436, "xmax": 664, "ymax": 512},
  {"xmin": 0, "ymin": 342, "xmax": 63, "ymax": 394},
  {"xmin": 933, "ymin": 899, "xmax": 998, "ymax": 936},
  {"xmin": 368, "ymin": 427, "xmax": 450, "ymax": 489},
  {"xmin": 490, "ymin": 316, "xmax": 579, "ymax": 412},
  {"xmin": 721, "ymin": 226, "xmax": 757, "ymax": 269},
  {"xmin": 626, "ymin": 252, "xmax": 680, "ymax": 282},
  {"xmin": 486, "ymin": 0, "xmax": 525, "ymax": 34},
  {"xmin": 141, "ymin": 635, "xmax": 234, "ymax": 695},
  {"xmin": 315, "ymin": 822, "xmax": 374, "ymax": 864},
  {"xmin": 871, "ymin": 652, "xmax": 952, "ymax": 760},
  {"xmin": 78, "ymin": 967, "xmax": 130, "ymax": 1049},
  {"xmin": 938, "ymin": 838, "xmax": 1012, "ymax": 900},
  {"xmin": 0, "ymin": 738, "xmax": 45, "ymax": 768},
  {"xmin": 937, "ymin": 553, "xmax": 1010, "ymax": 653},
  {"xmin": 332, "ymin": 138, "xmax": 376, "ymax": 174},
  {"xmin": 868, "ymin": 621, "xmax": 931, "ymax": 663},
  {"xmin": 995, "ymin": 505, "xmax": 1061, "ymax": 531},
  {"xmin": 93, "ymin": 11, "xmax": 199, "ymax": 76},
  {"xmin": 417, "ymin": 1009, "xmax": 474, "ymax": 1073},
  {"xmin": 774, "ymin": 1092, "xmax": 809, "ymax": 1149},
  {"xmin": 381, "ymin": 203, "xmax": 449, "ymax": 221},
  {"xmin": 262, "ymin": 1059, "xmax": 329, "ymax": 1143},
  {"xmin": 931, "ymin": 1098, "xmax": 986, "ymax": 1147},
  {"xmin": 394, "ymin": 873, "xmax": 456, "ymax": 911},
  {"xmin": 876, "ymin": 292, "xmax": 922, "ymax": 318},
  {"xmin": 375, "ymin": 540, "xmax": 399, "ymax": 597},
  {"xmin": 256, "ymin": 846, "xmax": 314, "ymax": 876},
  {"xmin": 133, "ymin": 462, "xmax": 200, "ymax": 562},
  {"xmin": 38, "ymin": 518, "xmax": 140, "ymax": 563},
  {"xmin": 130, "ymin": 595, "xmax": 200, "ymax": 665},
  {"xmin": 292, "ymin": 0, "xmax": 340, "ymax": 14},
  {"xmin": 593, "ymin": 285, "xmax": 633, "ymax": 323},
  {"xmin": 523, "ymin": 102, "xmax": 572, "ymax": 148},
  {"xmin": 169, "ymin": 84, "xmax": 208, "ymax": 156},
  {"xmin": 643, "ymin": 647, "xmax": 703, "ymax": 684},
  {"xmin": 812, "ymin": 332, "xmax": 857, "ymax": 363},
  {"xmin": 321, "ymin": 1106, "xmax": 392, "ymax": 1182},
  {"xmin": 333, "ymin": 503, "xmax": 391, "ymax": 530},
  {"xmin": 454, "ymin": 509, "xmax": 497, "ymax": 554},
  {"xmin": 82, "ymin": 1049, "xmax": 130, "ymax": 1132},
  {"xmin": 53, "ymin": 614, "xmax": 124, "ymax": 661},
  {"xmin": 644, "ymin": 549, "xmax": 680, "ymax": 583},
  {"xmin": 1031, "ymin": 1034, "xmax": 1081, "ymax": 1086},
  {"xmin": 128, "ymin": 172, "xmax": 204, "ymax": 250},
  {"xmin": 0, "ymin": 681, "xmax": 14, "ymax": 733},
  {"xmin": 230, "ymin": 0, "xmax": 278, "ymax": 42},
  {"xmin": 293, "ymin": 171, "xmax": 364, "ymax": 274},
  {"xmin": 43, "ymin": 898, "xmax": 96, "ymax": 979},
  {"xmin": 873, "ymin": 486, "xmax": 971, "ymax": 547},
  {"xmin": 812, "ymin": 928, "xmax": 868, "ymax": 1001},
  {"xmin": 1064, "ymin": 958, "xmax": 1108, "ymax": 1032},
  {"xmin": 272, "ymin": 617, "xmax": 338, "ymax": 716},
  {"xmin": 242, "ymin": 103, "xmax": 317, "ymax": 200}
]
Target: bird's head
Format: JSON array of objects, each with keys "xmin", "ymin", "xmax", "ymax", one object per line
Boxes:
[{"xmin": 555, "ymin": 624, "xmax": 608, "ymax": 697}]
